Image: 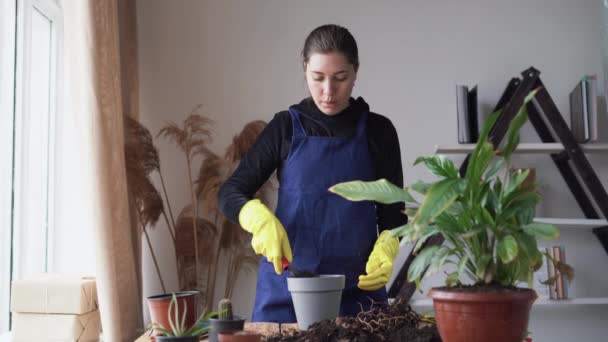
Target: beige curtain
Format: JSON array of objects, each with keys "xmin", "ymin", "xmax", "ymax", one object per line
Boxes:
[{"xmin": 63, "ymin": 0, "xmax": 142, "ymax": 340}]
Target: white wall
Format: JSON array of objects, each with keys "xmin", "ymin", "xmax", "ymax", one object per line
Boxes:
[{"xmin": 137, "ymin": 1, "xmax": 608, "ymax": 340}]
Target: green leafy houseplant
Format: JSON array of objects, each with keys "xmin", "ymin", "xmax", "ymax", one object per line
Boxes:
[
  {"xmin": 330, "ymin": 89, "xmax": 573, "ymax": 291},
  {"xmin": 331, "ymin": 89, "xmax": 577, "ymax": 341},
  {"xmin": 150, "ymin": 293, "xmax": 216, "ymax": 341}
]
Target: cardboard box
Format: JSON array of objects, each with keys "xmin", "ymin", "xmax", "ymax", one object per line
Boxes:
[
  {"xmin": 12, "ymin": 309, "xmax": 100, "ymax": 342},
  {"xmin": 11, "ymin": 273, "xmax": 97, "ymax": 314}
]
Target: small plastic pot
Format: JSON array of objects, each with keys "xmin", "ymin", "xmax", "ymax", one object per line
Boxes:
[
  {"xmin": 208, "ymin": 316, "xmax": 245, "ymax": 342},
  {"xmin": 287, "ymin": 274, "xmax": 345, "ymax": 330}
]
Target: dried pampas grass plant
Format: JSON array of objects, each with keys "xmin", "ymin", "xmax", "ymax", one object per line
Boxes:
[{"xmin": 125, "ymin": 105, "xmax": 271, "ymax": 311}]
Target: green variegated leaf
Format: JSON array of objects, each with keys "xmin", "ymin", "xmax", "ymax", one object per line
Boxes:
[
  {"xmin": 413, "ymin": 226, "xmax": 440, "ymax": 252},
  {"xmin": 457, "ymin": 254, "xmax": 469, "ymax": 278},
  {"xmin": 405, "ymin": 207, "xmax": 419, "ymax": 218},
  {"xmin": 414, "ymin": 155, "xmax": 459, "ymax": 179},
  {"xmin": 329, "ymin": 179, "xmax": 415, "ymax": 203},
  {"xmin": 467, "ymin": 141, "xmax": 496, "ymax": 190},
  {"xmin": 411, "ymin": 181, "xmax": 433, "ymax": 195},
  {"xmin": 460, "ymin": 226, "xmax": 486, "ymax": 239},
  {"xmin": 428, "ymin": 246, "xmax": 451, "ymax": 276},
  {"xmin": 476, "ymin": 254, "xmax": 492, "ymax": 281},
  {"xmin": 498, "ymin": 235, "xmax": 518, "ymax": 263},
  {"xmin": 414, "ymin": 179, "xmax": 465, "ymax": 226},
  {"xmin": 407, "ymin": 245, "xmax": 440, "ymax": 283},
  {"xmin": 522, "ymin": 222, "xmax": 559, "ymax": 240},
  {"xmin": 389, "ymin": 224, "xmax": 413, "ymax": 239}
]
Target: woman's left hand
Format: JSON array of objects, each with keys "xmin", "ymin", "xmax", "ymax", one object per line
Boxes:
[{"xmin": 358, "ymin": 230, "xmax": 399, "ymax": 291}]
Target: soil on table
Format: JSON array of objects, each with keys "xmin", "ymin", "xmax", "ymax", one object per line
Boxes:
[{"xmin": 264, "ymin": 297, "xmax": 441, "ymax": 342}]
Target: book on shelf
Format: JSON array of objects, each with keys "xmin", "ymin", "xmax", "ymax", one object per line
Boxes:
[
  {"xmin": 545, "ymin": 246, "xmax": 557, "ymax": 299},
  {"xmin": 535, "ymin": 246, "xmax": 571, "ymax": 300},
  {"xmin": 456, "ymin": 84, "xmax": 478, "ymax": 143},
  {"xmin": 569, "ymin": 75, "xmax": 598, "ymax": 143}
]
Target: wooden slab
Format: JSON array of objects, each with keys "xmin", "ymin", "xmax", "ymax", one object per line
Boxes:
[{"xmin": 135, "ymin": 322, "xmax": 300, "ymax": 341}]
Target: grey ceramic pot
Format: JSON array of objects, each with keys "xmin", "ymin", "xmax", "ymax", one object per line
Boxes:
[
  {"xmin": 287, "ymin": 275, "xmax": 345, "ymax": 330},
  {"xmin": 155, "ymin": 336, "xmax": 200, "ymax": 342},
  {"xmin": 208, "ymin": 316, "xmax": 245, "ymax": 342}
]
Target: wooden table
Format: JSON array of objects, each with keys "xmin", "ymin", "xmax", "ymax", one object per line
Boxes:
[{"xmin": 135, "ymin": 323, "xmax": 300, "ymax": 342}]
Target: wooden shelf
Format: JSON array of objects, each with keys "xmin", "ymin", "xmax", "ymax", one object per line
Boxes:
[
  {"xmin": 435, "ymin": 143, "xmax": 608, "ymax": 154},
  {"xmin": 533, "ymin": 217, "xmax": 608, "ymax": 228},
  {"xmin": 410, "ymin": 297, "xmax": 608, "ymax": 308}
]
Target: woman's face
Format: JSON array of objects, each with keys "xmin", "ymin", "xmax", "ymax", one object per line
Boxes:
[{"xmin": 305, "ymin": 52, "xmax": 357, "ymax": 115}]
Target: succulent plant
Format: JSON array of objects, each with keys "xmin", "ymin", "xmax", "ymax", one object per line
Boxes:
[{"xmin": 218, "ymin": 298, "xmax": 233, "ymax": 320}]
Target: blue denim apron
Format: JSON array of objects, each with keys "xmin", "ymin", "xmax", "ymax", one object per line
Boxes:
[{"xmin": 251, "ymin": 108, "xmax": 387, "ymax": 323}]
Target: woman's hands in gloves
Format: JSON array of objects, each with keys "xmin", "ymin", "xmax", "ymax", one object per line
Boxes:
[
  {"xmin": 238, "ymin": 199, "xmax": 293, "ymax": 275},
  {"xmin": 358, "ymin": 230, "xmax": 400, "ymax": 291}
]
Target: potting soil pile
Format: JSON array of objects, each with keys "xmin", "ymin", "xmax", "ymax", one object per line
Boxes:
[{"xmin": 264, "ymin": 298, "xmax": 441, "ymax": 342}]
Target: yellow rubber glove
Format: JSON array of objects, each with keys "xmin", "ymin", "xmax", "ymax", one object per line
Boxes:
[
  {"xmin": 358, "ymin": 230, "xmax": 400, "ymax": 291},
  {"xmin": 238, "ymin": 199, "xmax": 293, "ymax": 275}
]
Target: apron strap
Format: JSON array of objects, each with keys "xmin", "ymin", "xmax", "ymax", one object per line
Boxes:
[
  {"xmin": 288, "ymin": 109, "xmax": 306, "ymax": 138},
  {"xmin": 355, "ymin": 111, "xmax": 368, "ymax": 138}
]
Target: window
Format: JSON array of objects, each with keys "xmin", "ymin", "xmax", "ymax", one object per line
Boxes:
[
  {"xmin": 0, "ymin": 0, "xmax": 62, "ymax": 333},
  {"xmin": 0, "ymin": 0, "xmax": 18, "ymax": 334}
]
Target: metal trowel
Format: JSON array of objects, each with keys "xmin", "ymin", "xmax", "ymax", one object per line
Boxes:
[{"xmin": 281, "ymin": 257, "xmax": 317, "ymax": 278}]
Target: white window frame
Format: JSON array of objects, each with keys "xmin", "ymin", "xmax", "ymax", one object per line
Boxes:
[
  {"xmin": 2, "ymin": 0, "xmax": 62, "ymax": 333},
  {"xmin": 0, "ymin": 0, "xmax": 17, "ymax": 335}
]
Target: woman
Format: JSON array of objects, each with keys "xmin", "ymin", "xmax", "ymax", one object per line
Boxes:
[{"xmin": 218, "ymin": 24, "xmax": 406, "ymax": 323}]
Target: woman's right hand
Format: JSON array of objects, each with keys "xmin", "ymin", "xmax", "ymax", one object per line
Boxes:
[{"xmin": 238, "ymin": 199, "xmax": 293, "ymax": 275}]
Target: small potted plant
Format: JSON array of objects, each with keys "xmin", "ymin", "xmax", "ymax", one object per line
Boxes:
[
  {"xmin": 330, "ymin": 90, "xmax": 573, "ymax": 342},
  {"xmin": 147, "ymin": 291, "xmax": 200, "ymax": 336},
  {"xmin": 149, "ymin": 293, "xmax": 215, "ymax": 341},
  {"xmin": 208, "ymin": 298, "xmax": 246, "ymax": 342}
]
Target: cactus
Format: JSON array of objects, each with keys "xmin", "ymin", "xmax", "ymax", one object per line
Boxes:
[{"xmin": 218, "ymin": 298, "xmax": 233, "ymax": 320}]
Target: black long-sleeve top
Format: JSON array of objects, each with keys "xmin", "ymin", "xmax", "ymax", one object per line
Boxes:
[{"xmin": 217, "ymin": 97, "xmax": 407, "ymax": 232}]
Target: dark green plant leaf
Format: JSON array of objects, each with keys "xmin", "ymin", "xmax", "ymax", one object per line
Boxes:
[
  {"xmin": 407, "ymin": 245, "xmax": 440, "ymax": 284},
  {"xmin": 505, "ymin": 169, "xmax": 530, "ymax": 195},
  {"xmin": 484, "ymin": 159, "xmax": 505, "ymax": 180},
  {"xmin": 503, "ymin": 88, "xmax": 539, "ymax": 161},
  {"xmin": 446, "ymin": 272, "xmax": 460, "ymax": 287},
  {"xmin": 522, "ymin": 222, "xmax": 559, "ymax": 240},
  {"xmin": 466, "ymin": 109, "xmax": 500, "ymax": 184},
  {"xmin": 480, "ymin": 208, "xmax": 495, "ymax": 226},
  {"xmin": 329, "ymin": 179, "xmax": 415, "ymax": 204},
  {"xmin": 414, "ymin": 155, "xmax": 459, "ymax": 179},
  {"xmin": 498, "ymin": 235, "xmax": 519, "ymax": 263},
  {"xmin": 516, "ymin": 207, "xmax": 535, "ymax": 225},
  {"xmin": 434, "ymin": 213, "xmax": 465, "ymax": 234}
]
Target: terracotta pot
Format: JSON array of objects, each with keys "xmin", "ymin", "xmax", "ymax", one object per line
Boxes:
[
  {"xmin": 147, "ymin": 291, "xmax": 199, "ymax": 336},
  {"xmin": 218, "ymin": 331, "xmax": 262, "ymax": 342},
  {"xmin": 428, "ymin": 287, "xmax": 536, "ymax": 342}
]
